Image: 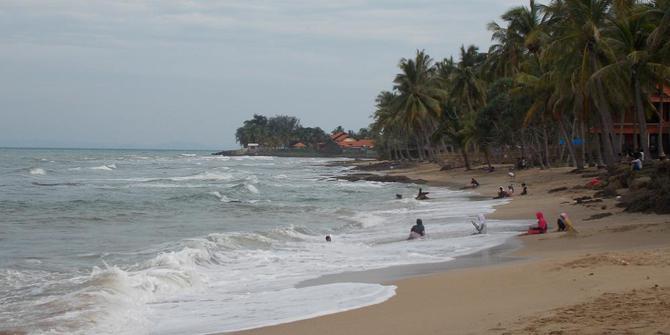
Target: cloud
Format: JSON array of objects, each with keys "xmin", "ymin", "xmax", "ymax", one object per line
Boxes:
[{"xmin": 0, "ymin": 0, "xmax": 518, "ymax": 48}]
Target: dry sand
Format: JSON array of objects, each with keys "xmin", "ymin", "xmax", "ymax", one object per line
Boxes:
[{"xmin": 228, "ymin": 163, "xmax": 670, "ymax": 335}]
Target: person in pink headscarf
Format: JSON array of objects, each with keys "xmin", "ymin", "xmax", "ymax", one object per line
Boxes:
[{"xmin": 527, "ymin": 212, "xmax": 547, "ymax": 234}]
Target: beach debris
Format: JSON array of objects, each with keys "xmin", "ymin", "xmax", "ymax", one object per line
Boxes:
[
  {"xmin": 548, "ymin": 186, "xmax": 568, "ymax": 193},
  {"xmin": 583, "ymin": 213, "xmax": 612, "ymax": 221}
]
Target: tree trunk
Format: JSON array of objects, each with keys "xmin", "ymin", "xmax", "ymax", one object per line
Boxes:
[
  {"xmin": 461, "ymin": 149, "xmax": 472, "ymax": 170},
  {"xmin": 656, "ymin": 85, "xmax": 666, "ymax": 159},
  {"xmin": 559, "ymin": 119, "xmax": 581, "ymax": 169},
  {"xmin": 618, "ymin": 107, "xmax": 625, "ymax": 154},
  {"xmin": 484, "ymin": 146, "xmax": 492, "ymax": 170},
  {"xmin": 633, "ymin": 75, "xmax": 651, "ymax": 158},
  {"xmin": 543, "ymin": 125, "xmax": 551, "ymax": 168},
  {"xmin": 594, "ymin": 86, "xmax": 618, "ymax": 168},
  {"xmin": 591, "ymin": 56, "xmax": 618, "ymax": 169},
  {"xmin": 404, "ymin": 144, "xmax": 413, "ymax": 160}
]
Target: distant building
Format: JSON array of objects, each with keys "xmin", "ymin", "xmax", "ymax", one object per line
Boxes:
[
  {"xmin": 330, "ymin": 132, "xmax": 349, "ymax": 143},
  {"xmin": 592, "ymin": 86, "xmax": 670, "ymax": 156},
  {"xmin": 292, "ymin": 142, "xmax": 306, "ymax": 149},
  {"xmin": 246, "ymin": 143, "xmax": 260, "ymax": 153},
  {"xmin": 330, "ymin": 131, "xmax": 375, "ymax": 152}
]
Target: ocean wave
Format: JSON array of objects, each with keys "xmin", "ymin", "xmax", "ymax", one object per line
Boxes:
[
  {"xmin": 29, "ymin": 168, "xmax": 46, "ymax": 175},
  {"xmin": 167, "ymin": 171, "xmax": 233, "ymax": 182},
  {"xmin": 32, "ymin": 182, "xmax": 81, "ymax": 187},
  {"xmin": 209, "ymin": 191, "xmax": 239, "ymax": 203},
  {"xmin": 90, "ymin": 164, "xmax": 116, "ymax": 171}
]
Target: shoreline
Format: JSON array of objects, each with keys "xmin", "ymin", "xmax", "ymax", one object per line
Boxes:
[
  {"xmin": 229, "ymin": 162, "xmax": 670, "ymax": 335},
  {"xmin": 297, "ymin": 236, "xmax": 524, "ymax": 288}
]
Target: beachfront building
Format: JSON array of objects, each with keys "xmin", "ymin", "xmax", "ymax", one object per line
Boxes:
[
  {"xmin": 591, "ymin": 86, "xmax": 670, "ymax": 158},
  {"xmin": 329, "ymin": 132, "xmax": 375, "ymax": 153},
  {"xmin": 292, "ymin": 142, "xmax": 306, "ymax": 149}
]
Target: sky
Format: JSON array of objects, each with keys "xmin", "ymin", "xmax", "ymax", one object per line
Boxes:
[{"xmin": 0, "ymin": 0, "xmax": 522, "ymax": 150}]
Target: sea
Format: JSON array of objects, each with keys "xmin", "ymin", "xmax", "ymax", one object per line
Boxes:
[{"xmin": 0, "ymin": 148, "xmax": 529, "ymax": 334}]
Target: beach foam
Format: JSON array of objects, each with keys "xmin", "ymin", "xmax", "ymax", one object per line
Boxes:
[
  {"xmin": 1, "ymin": 152, "xmax": 530, "ymax": 335},
  {"xmin": 29, "ymin": 168, "xmax": 46, "ymax": 175}
]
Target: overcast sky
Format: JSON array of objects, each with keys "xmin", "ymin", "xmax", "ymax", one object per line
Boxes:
[{"xmin": 0, "ymin": 0, "xmax": 522, "ymax": 150}]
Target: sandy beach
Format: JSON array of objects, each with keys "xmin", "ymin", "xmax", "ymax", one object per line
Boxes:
[{"xmin": 230, "ymin": 163, "xmax": 670, "ymax": 335}]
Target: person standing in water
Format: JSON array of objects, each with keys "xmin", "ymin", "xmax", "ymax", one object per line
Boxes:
[{"xmin": 408, "ymin": 219, "xmax": 425, "ymax": 239}]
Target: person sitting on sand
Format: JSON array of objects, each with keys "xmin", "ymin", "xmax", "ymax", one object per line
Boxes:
[
  {"xmin": 507, "ymin": 184, "xmax": 514, "ymax": 195},
  {"xmin": 520, "ymin": 183, "xmax": 528, "ymax": 195},
  {"xmin": 494, "ymin": 186, "xmax": 508, "ymax": 199},
  {"xmin": 556, "ymin": 213, "xmax": 576, "ymax": 232},
  {"xmin": 527, "ymin": 212, "xmax": 548, "ymax": 234},
  {"xmin": 471, "ymin": 178, "xmax": 480, "ymax": 188},
  {"xmin": 471, "ymin": 214, "xmax": 487, "ymax": 234},
  {"xmin": 408, "ymin": 219, "xmax": 425, "ymax": 239},
  {"xmin": 416, "ymin": 188, "xmax": 430, "ymax": 200}
]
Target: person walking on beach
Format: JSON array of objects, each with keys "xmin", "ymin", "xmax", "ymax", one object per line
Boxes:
[{"xmin": 408, "ymin": 219, "xmax": 425, "ymax": 240}]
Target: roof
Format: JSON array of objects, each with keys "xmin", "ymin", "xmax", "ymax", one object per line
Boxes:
[
  {"xmin": 292, "ymin": 142, "xmax": 306, "ymax": 148},
  {"xmin": 330, "ymin": 132, "xmax": 349, "ymax": 143}
]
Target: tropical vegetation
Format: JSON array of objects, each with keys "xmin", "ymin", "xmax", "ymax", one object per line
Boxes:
[{"xmin": 369, "ymin": 0, "xmax": 670, "ymax": 170}]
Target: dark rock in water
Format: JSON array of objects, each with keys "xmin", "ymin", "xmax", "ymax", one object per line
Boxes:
[
  {"xmin": 336, "ymin": 173, "xmax": 426, "ymax": 184},
  {"xmin": 353, "ymin": 161, "xmax": 415, "ymax": 171}
]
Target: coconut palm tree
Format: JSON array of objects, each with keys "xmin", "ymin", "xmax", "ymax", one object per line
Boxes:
[
  {"xmin": 392, "ymin": 50, "xmax": 446, "ymax": 161},
  {"xmin": 544, "ymin": 0, "xmax": 620, "ymax": 168}
]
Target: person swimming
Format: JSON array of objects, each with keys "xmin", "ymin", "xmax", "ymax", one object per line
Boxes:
[
  {"xmin": 325, "ymin": 234, "xmax": 332, "ymax": 242},
  {"xmin": 408, "ymin": 218, "xmax": 425, "ymax": 240},
  {"xmin": 471, "ymin": 213, "xmax": 487, "ymax": 234}
]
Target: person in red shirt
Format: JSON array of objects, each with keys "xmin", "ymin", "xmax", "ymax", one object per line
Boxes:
[{"xmin": 527, "ymin": 212, "xmax": 547, "ymax": 234}]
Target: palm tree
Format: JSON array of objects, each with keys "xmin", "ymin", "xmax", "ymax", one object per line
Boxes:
[
  {"xmin": 393, "ymin": 50, "xmax": 446, "ymax": 161},
  {"xmin": 433, "ymin": 46, "xmax": 487, "ymax": 170},
  {"xmin": 545, "ymin": 0, "xmax": 620, "ymax": 168}
]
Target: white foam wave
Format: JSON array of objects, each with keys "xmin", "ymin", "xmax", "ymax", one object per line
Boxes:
[
  {"xmin": 169, "ymin": 171, "xmax": 233, "ymax": 182},
  {"xmin": 29, "ymin": 168, "xmax": 46, "ymax": 175},
  {"xmin": 91, "ymin": 165, "xmax": 115, "ymax": 171},
  {"xmin": 209, "ymin": 191, "xmax": 234, "ymax": 203},
  {"xmin": 246, "ymin": 184, "xmax": 259, "ymax": 194}
]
